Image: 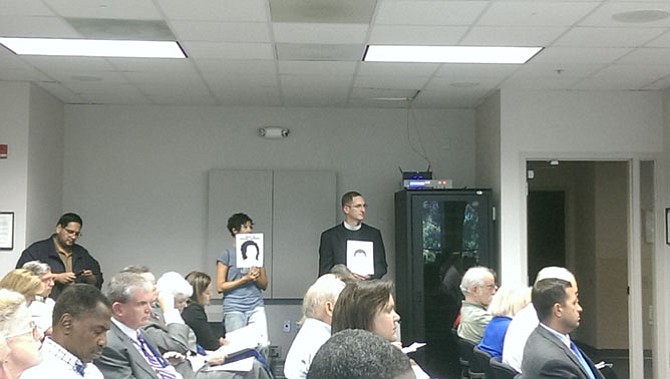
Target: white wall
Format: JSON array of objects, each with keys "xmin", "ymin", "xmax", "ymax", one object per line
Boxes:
[
  {"xmin": 61, "ymin": 104, "xmax": 476, "ymax": 282},
  {"xmin": 0, "ymin": 82, "xmax": 30, "ymax": 274},
  {"xmin": 26, "ymin": 84, "xmax": 64, "ymax": 244},
  {"xmin": 499, "ymin": 89, "xmax": 664, "ymax": 285}
]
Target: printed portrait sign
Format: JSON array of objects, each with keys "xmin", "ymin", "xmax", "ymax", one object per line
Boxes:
[
  {"xmin": 346, "ymin": 240, "xmax": 374, "ymax": 276},
  {"xmin": 236, "ymin": 233, "xmax": 264, "ymax": 268}
]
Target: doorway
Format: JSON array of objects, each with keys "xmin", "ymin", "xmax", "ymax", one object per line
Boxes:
[{"xmin": 526, "ymin": 160, "xmax": 630, "ymax": 379}]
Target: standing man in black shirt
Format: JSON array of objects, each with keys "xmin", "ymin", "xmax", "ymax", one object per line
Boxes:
[
  {"xmin": 16, "ymin": 212, "xmax": 103, "ymax": 300},
  {"xmin": 318, "ymin": 191, "xmax": 387, "ymax": 279}
]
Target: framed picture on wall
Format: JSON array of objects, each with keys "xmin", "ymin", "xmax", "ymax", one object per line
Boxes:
[{"xmin": 0, "ymin": 212, "xmax": 14, "ymax": 250}]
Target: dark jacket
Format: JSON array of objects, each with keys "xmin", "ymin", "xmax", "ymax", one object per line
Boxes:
[{"xmin": 16, "ymin": 235, "xmax": 103, "ymax": 299}]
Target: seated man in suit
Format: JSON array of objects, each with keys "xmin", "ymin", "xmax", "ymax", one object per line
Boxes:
[
  {"xmin": 519, "ymin": 277, "xmax": 603, "ymax": 379},
  {"xmin": 502, "ymin": 266, "xmax": 575, "ymax": 372},
  {"xmin": 95, "ymin": 272, "xmax": 270, "ymax": 379}
]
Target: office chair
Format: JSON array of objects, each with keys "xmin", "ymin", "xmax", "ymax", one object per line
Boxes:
[
  {"xmin": 457, "ymin": 337, "xmax": 485, "ymax": 379},
  {"xmin": 472, "ymin": 345, "xmax": 493, "ymax": 379},
  {"xmin": 489, "ymin": 356, "xmax": 519, "ymax": 379}
]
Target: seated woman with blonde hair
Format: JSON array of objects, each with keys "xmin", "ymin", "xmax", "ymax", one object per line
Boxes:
[
  {"xmin": 0, "ymin": 288, "xmax": 42, "ymax": 379},
  {"xmin": 477, "ymin": 284, "xmax": 531, "ymax": 359},
  {"xmin": 0, "ymin": 270, "xmax": 43, "ymax": 307}
]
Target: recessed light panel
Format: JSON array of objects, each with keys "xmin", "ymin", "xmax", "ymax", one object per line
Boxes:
[
  {"xmin": 0, "ymin": 38, "xmax": 186, "ymax": 58},
  {"xmin": 364, "ymin": 45, "xmax": 542, "ymax": 64}
]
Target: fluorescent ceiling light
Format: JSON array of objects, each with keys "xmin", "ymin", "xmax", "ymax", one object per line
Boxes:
[
  {"xmin": 0, "ymin": 37, "xmax": 186, "ymax": 58},
  {"xmin": 364, "ymin": 45, "xmax": 542, "ymax": 64}
]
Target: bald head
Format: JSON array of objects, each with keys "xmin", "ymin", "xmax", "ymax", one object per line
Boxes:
[{"xmin": 535, "ymin": 266, "xmax": 575, "ymax": 285}]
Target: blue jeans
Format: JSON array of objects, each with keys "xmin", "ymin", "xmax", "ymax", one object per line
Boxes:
[{"xmin": 223, "ymin": 306, "xmax": 270, "ymax": 355}]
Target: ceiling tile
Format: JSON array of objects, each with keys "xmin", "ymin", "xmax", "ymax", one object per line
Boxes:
[
  {"xmin": 616, "ymin": 47, "xmax": 670, "ymax": 64},
  {"xmin": 171, "ymin": 21, "xmax": 270, "ymax": 42},
  {"xmin": 196, "ymin": 59, "xmax": 277, "ymax": 76},
  {"xmin": 213, "ymin": 86, "xmax": 282, "ymax": 106},
  {"xmin": 276, "ymin": 43, "xmax": 363, "ymax": 61},
  {"xmin": 66, "ymin": 18, "xmax": 176, "ymax": 40},
  {"xmin": 43, "ymin": 0, "xmax": 161, "ymax": 19},
  {"xmin": 22, "ymin": 55, "xmax": 115, "ymax": 73},
  {"xmin": 204, "ymin": 71, "xmax": 278, "ymax": 88},
  {"xmin": 358, "ymin": 62, "xmax": 439, "ymax": 77},
  {"xmin": 182, "ymin": 41, "xmax": 274, "ymax": 59},
  {"xmin": 0, "ymin": 16, "xmax": 78, "ymax": 37},
  {"xmin": 530, "ymin": 47, "xmax": 633, "ymax": 64},
  {"xmin": 554, "ymin": 26, "xmax": 665, "ymax": 47},
  {"xmin": 107, "ymin": 57, "xmax": 195, "ymax": 72},
  {"xmin": 0, "ymin": 0, "xmax": 52, "ymax": 16},
  {"xmin": 159, "ymin": 0, "xmax": 268, "ymax": 22},
  {"xmin": 580, "ymin": 2, "xmax": 670, "ymax": 28},
  {"xmin": 501, "ymin": 75, "xmax": 583, "ymax": 90},
  {"xmin": 645, "ymin": 30, "xmax": 670, "ymax": 47},
  {"xmin": 273, "ymin": 23, "xmax": 368, "ymax": 44},
  {"xmin": 477, "ymin": 1, "xmax": 601, "ymax": 27},
  {"xmin": 354, "ymin": 74, "xmax": 429, "ymax": 90},
  {"xmin": 573, "ymin": 64, "xmax": 670, "ymax": 90},
  {"xmin": 278, "ymin": 60, "xmax": 356, "ymax": 76},
  {"xmin": 63, "ymin": 82, "xmax": 150, "ymax": 104},
  {"xmin": 434, "ymin": 63, "xmax": 519, "ymax": 79},
  {"xmin": 461, "ymin": 26, "xmax": 567, "ymax": 46},
  {"xmin": 369, "ymin": 25, "xmax": 467, "ymax": 45},
  {"xmin": 269, "ymin": 0, "xmax": 376, "ymax": 24},
  {"xmin": 36, "ymin": 82, "xmax": 83, "ymax": 103},
  {"xmin": 375, "ymin": 1, "xmax": 488, "ymax": 26}
]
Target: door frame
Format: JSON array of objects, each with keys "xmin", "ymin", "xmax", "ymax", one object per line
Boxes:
[{"xmin": 518, "ymin": 153, "xmax": 667, "ymax": 379}]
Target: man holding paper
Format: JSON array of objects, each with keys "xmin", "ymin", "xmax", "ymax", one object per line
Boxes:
[{"xmin": 318, "ymin": 191, "xmax": 388, "ymax": 280}]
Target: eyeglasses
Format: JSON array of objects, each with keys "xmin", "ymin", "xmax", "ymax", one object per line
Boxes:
[
  {"xmin": 6, "ymin": 321, "xmax": 40, "ymax": 341},
  {"xmin": 64, "ymin": 228, "xmax": 82, "ymax": 237}
]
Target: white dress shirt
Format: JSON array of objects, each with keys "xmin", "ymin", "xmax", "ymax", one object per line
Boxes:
[
  {"xmin": 20, "ymin": 337, "xmax": 104, "ymax": 379},
  {"xmin": 502, "ymin": 302, "xmax": 539, "ymax": 372},
  {"xmin": 284, "ymin": 318, "xmax": 331, "ymax": 379}
]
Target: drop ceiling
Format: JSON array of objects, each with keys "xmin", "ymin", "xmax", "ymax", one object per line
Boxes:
[{"xmin": 2, "ymin": 0, "xmax": 670, "ymax": 108}]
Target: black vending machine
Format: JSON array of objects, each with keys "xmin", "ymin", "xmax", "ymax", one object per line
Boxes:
[{"xmin": 394, "ymin": 189, "xmax": 497, "ymax": 378}]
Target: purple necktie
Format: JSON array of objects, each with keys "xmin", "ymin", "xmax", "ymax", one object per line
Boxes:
[{"xmin": 136, "ymin": 332, "xmax": 177, "ymax": 379}]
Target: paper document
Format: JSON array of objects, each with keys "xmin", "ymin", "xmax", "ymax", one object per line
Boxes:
[
  {"xmin": 346, "ymin": 240, "xmax": 374, "ymax": 276},
  {"xmin": 204, "ymin": 357, "xmax": 255, "ymax": 372},
  {"xmin": 236, "ymin": 233, "xmax": 264, "ymax": 268},
  {"xmin": 215, "ymin": 325, "xmax": 261, "ymax": 356},
  {"xmin": 402, "ymin": 342, "xmax": 427, "ymax": 354}
]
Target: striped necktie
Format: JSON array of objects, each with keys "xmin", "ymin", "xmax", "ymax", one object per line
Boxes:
[
  {"xmin": 569, "ymin": 340, "xmax": 596, "ymax": 379},
  {"xmin": 136, "ymin": 332, "xmax": 177, "ymax": 379}
]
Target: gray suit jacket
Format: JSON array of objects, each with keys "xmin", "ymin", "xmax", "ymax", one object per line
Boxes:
[
  {"xmin": 520, "ymin": 325, "xmax": 605, "ymax": 379},
  {"xmin": 95, "ymin": 315, "xmax": 271, "ymax": 379},
  {"xmin": 95, "ymin": 321, "xmax": 182, "ymax": 379}
]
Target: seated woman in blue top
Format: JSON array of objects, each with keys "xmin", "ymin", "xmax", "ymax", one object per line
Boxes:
[
  {"xmin": 477, "ymin": 285, "xmax": 530, "ymax": 359},
  {"xmin": 216, "ymin": 213, "xmax": 269, "ymax": 351}
]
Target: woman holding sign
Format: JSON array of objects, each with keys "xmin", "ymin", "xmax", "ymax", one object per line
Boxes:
[{"xmin": 216, "ymin": 213, "xmax": 269, "ymax": 353}]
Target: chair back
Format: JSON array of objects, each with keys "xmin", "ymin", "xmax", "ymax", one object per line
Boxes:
[
  {"xmin": 458, "ymin": 337, "xmax": 485, "ymax": 378},
  {"xmin": 489, "ymin": 356, "xmax": 519, "ymax": 379},
  {"xmin": 473, "ymin": 345, "xmax": 494, "ymax": 378}
]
